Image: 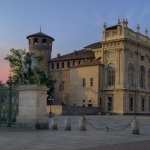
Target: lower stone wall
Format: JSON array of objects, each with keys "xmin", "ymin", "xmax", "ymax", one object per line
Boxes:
[{"xmin": 62, "ymin": 106, "xmax": 101, "ymax": 115}]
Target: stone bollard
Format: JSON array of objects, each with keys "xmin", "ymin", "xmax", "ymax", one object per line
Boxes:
[
  {"xmin": 79, "ymin": 116, "xmax": 87, "ymax": 131},
  {"xmin": 131, "ymin": 118, "xmax": 140, "ymax": 135},
  {"xmin": 64, "ymin": 117, "xmax": 71, "ymax": 131},
  {"xmin": 51, "ymin": 118, "xmax": 58, "ymax": 130}
]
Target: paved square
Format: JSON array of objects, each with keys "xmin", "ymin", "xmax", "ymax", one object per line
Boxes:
[{"xmin": 0, "ymin": 116, "xmax": 150, "ymax": 150}]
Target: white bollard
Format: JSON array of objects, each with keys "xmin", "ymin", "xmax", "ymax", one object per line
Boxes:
[
  {"xmin": 64, "ymin": 117, "xmax": 71, "ymax": 131},
  {"xmin": 79, "ymin": 116, "xmax": 87, "ymax": 131},
  {"xmin": 51, "ymin": 118, "xmax": 58, "ymax": 130},
  {"xmin": 131, "ymin": 118, "xmax": 140, "ymax": 135}
]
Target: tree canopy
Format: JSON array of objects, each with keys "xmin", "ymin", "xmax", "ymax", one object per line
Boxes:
[{"xmin": 5, "ymin": 49, "xmax": 48, "ymax": 85}]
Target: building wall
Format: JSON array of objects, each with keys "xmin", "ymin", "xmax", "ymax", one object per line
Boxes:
[
  {"xmin": 49, "ymin": 21, "xmax": 150, "ymax": 114},
  {"xmin": 69, "ymin": 65, "xmax": 101, "ymax": 107},
  {"xmin": 51, "ymin": 65, "xmax": 102, "ymax": 107},
  {"xmin": 101, "ymin": 22, "xmax": 150, "ymax": 114}
]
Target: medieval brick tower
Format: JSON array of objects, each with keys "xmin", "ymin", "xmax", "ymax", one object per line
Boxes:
[{"xmin": 27, "ymin": 31, "xmax": 55, "ymax": 73}]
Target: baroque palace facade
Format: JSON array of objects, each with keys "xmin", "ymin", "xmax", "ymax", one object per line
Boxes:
[{"xmin": 27, "ymin": 19, "xmax": 150, "ymax": 114}]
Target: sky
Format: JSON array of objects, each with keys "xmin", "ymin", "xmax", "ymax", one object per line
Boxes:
[{"xmin": 0, "ymin": 0, "xmax": 150, "ymax": 82}]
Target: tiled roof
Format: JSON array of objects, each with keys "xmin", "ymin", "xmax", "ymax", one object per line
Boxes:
[
  {"xmin": 27, "ymin": 32, "xmax": 55, "ymax": 41},
  {"xmin": 84, "ymin": 42, "xmax": 102, "ymax": 49},
  {"xmin": 70, "ymin": 58, "xmax": 102, "ymax": 68},
  {"xmin": 51, "ymin": 49, "xmax": 95, "ymax": 61},
  {"xmin": 105, "ymin": 25, "xmax": 121, "ymax": 30}
]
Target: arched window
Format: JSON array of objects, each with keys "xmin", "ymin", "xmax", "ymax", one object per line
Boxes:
[
  {"xmin": 141, "ymin": 97, "xmax": 145, "ymax": 111},
  {"xmin": 129, "ymin": 97, "xmax": 134, "ymax": 111},
  {"xmin": 107, "ymin": 65, "xmax": 115, "ymax": 87},
  {"xmin": 42, "ymin": 38, "xmax": 47, "ymax": 43},
  {"xmin": 107, "ymin": 97, "xmax": 113, "ymax": 111},
  {"xmin": 128, "ymin": 63, "xmax": 135, "ymax": 88},
  {"xmin": 33, "ymin": 38, "xmax": 38, "ymax": 44},
  {"xmin": 140, "ymin": 65, "xmax": 145, "ymax": 88},
  {"xmin": 148, "ymin": 69, "xmax": 150, "ymax": 89}
]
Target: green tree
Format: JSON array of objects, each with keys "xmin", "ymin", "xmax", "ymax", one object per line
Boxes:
[
  {"xmin": 5, "ymin": 48, "xmax": 25, "ymax": 84},
  {"xmin": 5, "ymin": 49, "xmax": 55, "ymax": 101}
]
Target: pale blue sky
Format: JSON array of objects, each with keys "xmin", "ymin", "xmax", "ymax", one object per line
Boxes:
[{"xmin": 0, "ymin": 0, "xmax": 150, "ymax": 81}]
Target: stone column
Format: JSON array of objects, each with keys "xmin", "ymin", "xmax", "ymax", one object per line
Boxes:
[{"xmin": 16, "ymin": 85, "xmax": 48, "ymax": 129}]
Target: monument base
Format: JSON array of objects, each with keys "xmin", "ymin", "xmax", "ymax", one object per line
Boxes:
[{"xmin": 16, "ymin": 85, "xmax": 48, "ymax": 129}]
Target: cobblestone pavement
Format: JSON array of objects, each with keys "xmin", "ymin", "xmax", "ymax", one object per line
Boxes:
[
  {"xmin": 0, "ymin": 116, "xmax": 150, "ymax": 150},
  {"xmin": 80, "ymin": 140, "xmax": 150, "ymax": 150}
]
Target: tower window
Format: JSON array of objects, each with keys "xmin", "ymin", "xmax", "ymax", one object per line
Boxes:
[
  {"xmin": 33, "ymin": 38, "xmax": 38, "ymax": 44},
  {"xmin": 51, "ymin": 63, "xmax": 54, "ymax": 69},
  {"xmin": 29, "ymin": 39, "xmax": 31, "ymax": 44},
  {"xmin": 67, "ymin": 61, "xmax": 70, "ymax": 67},
  {"xmin": 72, "ymin": 60, "xmax": 75, "ymax": 66},
  {"xmin": 42, "ymin": 38, "xmax": 47, "ymax": 43},
  {"xmin": 56, "ymin": 62, "xmax": 59, "ymax": 69},
  {"xmin": 141, "ymin": 56, "xmax": 144, "ymax": 61}
]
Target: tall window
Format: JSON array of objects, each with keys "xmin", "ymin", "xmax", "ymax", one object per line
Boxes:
[
  {"xmin": 82, "ymin": 78, "xmax": 86, "ymax": 87},
  {"xmin": 61, "ymin": 62, "xmax": 64, "ymax": 68},
  {"xmin": 148, "ymin": 69, "xmax": 150, "ymax": 89},
  {"xmin": 107, "ymin": 66, "xmax": 115, "ymax": 87},
  {"xmin": 90, "ymin": 78, "xmax": 94, "ymax": 87},
  {"xmin": 140, "ymin": 66, "xmax": 145, "ymax": 88},
  {"xmin": 107, "ymin": 97, "xmax": 113, "ymax": 111},
  {"xmin": 128, "ymin": 64, "xmax": 135, "ymax": 88},
  {"xmin": 141, "ymin": 97, "xmax": 145, "ymax": 111},
  {"xmin": 129, "ymin": 97, "xmax": 134, "ymax": 111}
]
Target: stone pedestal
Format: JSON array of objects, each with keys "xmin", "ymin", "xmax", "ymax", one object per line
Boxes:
[{"xmin": 17, "ymin": 85, "xmax": 48, "ymax": 129}]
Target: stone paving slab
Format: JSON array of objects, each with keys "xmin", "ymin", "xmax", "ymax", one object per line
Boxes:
[
  {"xmin": 79, "ymin": 140, "xmax": 150, "ymax": 150},
  {"xmin": 0, "ymin": 116, "xmax": 150, "ymax": 150},
  {"xmin": 0, "ymin": 129, "xmax": 150, "ymax": 150}
]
